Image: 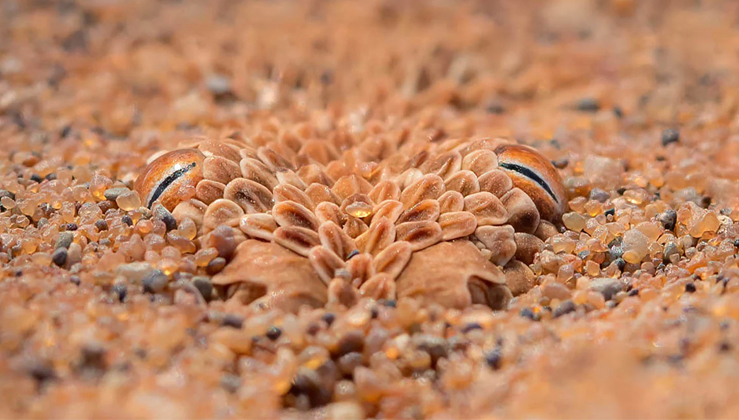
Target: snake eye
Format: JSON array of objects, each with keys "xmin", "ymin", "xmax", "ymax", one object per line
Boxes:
[
  {"xmin": 494, "ymin": 144, "xmax": 567, "ymax": 224},
  {"xmin": 134, "ymin": 149, "xmax": 205, "ymax": 211}
]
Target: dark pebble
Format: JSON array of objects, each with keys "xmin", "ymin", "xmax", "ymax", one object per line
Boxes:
[
  {"xmin": 153, "ymin": 204, "xmax": 177, "ymax": 231},
  {"xmin": 289, "ymin": 369, "xmax": 332, "ymax": 408},
  {"xmin": 95, "ymin": 219, "xmax": 108, "ymax": 231},
  {"xmin": 551, "ymin": 158, "xmax": 569, "ymax": 169},
  {"xmin": 719, "ymin": 341, "xmax": 732, "ymax": 352},
  {"xmin": 306, "ymin": 323, "xmax": 321, "ymax": 336},
  {"xmin": 78, "ymin": 343, "xmax": 107, "ymax": 373},
  {"xmin": 142, "ymin": 270, "xmax": 168, "ymax": 294},
  {"xmin": 520, "ymin": 307, "xmax": 536, "ymax": 320},
  {"xmin": 221, "ymin": 314, "xmax": 244, "ymax": 329},
  {"xmin": 614, "ymin": 258, "xmax": 626, "ymax": 271},
  {"xmin": 575, "ymin": 97, "xmax": 600, "ymax": 112},
  {"xmin": 45, "ymin": 173, "xmax": 57, "ymax": 181},
  {"xmin": 485, "ymin": 349, "xmax": 502, "ymax": 370},
  {"xmin": 486, "ymin": 101, "xmax": 505, "ymax": 114},
  {"xmin": 266, "ymin": 326, "xmax": 282, "ymax": 340},
  {"xmin": 70, "ymin": 275, "xmax": 81, "ymax": 285},
  {"xmin": 553, "ymin": 300, "xmax": 577, "ymax": 318},
  {"xmin": 657, "ymin": 209, "xmax": 677, "ymax": 231},
  {"xmin": 55, "ymin": 231, "xmax": 74, "ymax": 249},
  {"xmin": 66, "ymin": 223, "xmax": 78, "ymax": 231},
  {"xmin": 462, "ymin": 322, "xmax": 483, "ymax": 333},
  {"xmin": 661, "ymin": 128, "xmax": 680, "ymax": 146},
  {"xmin": 589, "ymin": 188, "xmax": 610, "ymax": 203},
  {"xmin": 415, "ymin": 335, "xmax": 448, "ymax": 368},
  {"xmin": 322, "ymin": 313, "xmax": 335, "ymax": 326},
  {"xmin": 337, "ymin": 352, "xmax": 363, "ymax": 377},
  {"xmin": 628, "ymin": 288, "xmax": 640, "ymax": 296},
  {"xmin": 612, "ymin": 106, "xmax": 624, "ymax": 118},
  {"xmin": 604, "ymin": 208, "xmax": 615, "ymax": 217},
  {"xmin": 370, "ymin": 306, "xmax": 379, "ymax": 319},
  {"xmin": 192, "ymin": 276, "xmax": 213, "ymax": 301},
  {"xmin": 121, "ymin": 215, "xmax": 133, "ymax": 226},
  {"xmin": 734, "ymin": 239, "xmax": 739, "ymax": 248},
  {"xmin": 28, "ymin": 362, "xmax": 57, "ymax": 386},
  {"xmin": 111, "ymin": 283, "xmax": 127, "ymax": 302},
  {"xmin": 220, "ymin": 373, "xmax": 241, "ymax": 393},
  {"xmin": 685, "ymin": 283, "xmax": 697, "ymax": 293},
  {"xmin": 335, "ymin": 330, "xmax": 364, "ymax": 357},
  {"xmin": 590, "ymin": 278, "xmax": 624, "ymax": 301},
  {"xmin": 206, "ymin": 257, "xmax": 227, "ymax": 275},
  {"xmin": 51, "ymin": 247, "xmax": 68, "ymax": 267},
  {"xmin": 30, "ymin": 174, "xmax": 42, "ymax": 183},
  {"xmin": 103, "ymin": 187, "xmax": 130, "ymax": 201}
]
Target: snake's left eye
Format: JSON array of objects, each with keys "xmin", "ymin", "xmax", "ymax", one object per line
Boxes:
[
  {"xmin": 134, "ymin": 149, "xmax": 205, "ymax": 211},
  {"xmin": 494, "ymin": 144, "xmax": 567, "ymax": 224}
]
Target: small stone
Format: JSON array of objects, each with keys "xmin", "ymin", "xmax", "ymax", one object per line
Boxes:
[
  {"xmin": 485, "ymin": 349, "xmax": 502, "ymax": 369},
  {"xmin": 51, "ymin": 248, "xmax": 67, "ymax": 267},
  {"xmin": 206, "ymin": 257, "xmax": 227, "ymax": 275},
  {"xmin": 685, "ymin": 283, "xmax": 697, "ymax": 293},
  {"xmin": 116, "ymin": 262, "xmax": 156, "ymax": 283},
  {"xmin": 553, "ymin": 300, "xmax": 577, "ymax": 318},
  {"xmin": 121, "ymin": 215, "xmax": 133, "ymax": 226},
  {"xmin": 661, "ymin": 128, "xmax": 680, "ymax": 146},
  {"xmin": 622, "ymin": 229, "xmax": 649, "ymax": 263},
  {"xmin": 520, "ymin": 307, "xmax": 536, "ymax": 320},
  {"xmin": 153, "ymin": 204, "xmax": 177, "ymax": 231},
  {"xmin": 562, "ymin": 212, "xmax": 587, "ymax": 232},
  {"xmin": 207, "ymin": 225, "xmax": 236, "ymax": 260},
  {"xmin": 589, "ymin": 278, "xmax": 624, "ymax": 301},
  {"xmin": 116, "ymin": 190, "xmax": 142, "ymax": 211},
  {"xmin": 206, "ymin": 73, "xmax": 232, "ymax": 96},
  {"xmin": 95, "ymin": 219, "xmax": 108, "ymax": 231},
  {"xmin": 142, "ymin": 270, "xmax": 168, "ymax": 293},
  {"xmin": 588, "ymin": 188, "xmax": 610, "ymax": 202},
  {"xmin": 266, "ymin": 326, "xmax": 282, "ymax": 341},
  {"xmin": 221, "ymin": 314, "xmax": 244, "ymax": 329},
  {"xmin": 104, "ymin": 187, "xmax": 130, "ymax": 201},
  {"xmin": 55, "ymin": 231, "xmax": 74, "ymax": 249},
  {"xmin": 220, "ymin": 373, "xmax": 241, "ymax": 393},
  {"xmin": 575, "ymin": 97, "xmax": 600, "ymax": 112},
  {"xmin": 657, "ymin": 209, "xmax": 677, "ymax": 231},
  {"xmin": 66, "ymin": 223, "xmax": 78, "ymax": 231},
  {"xmin": 462, "ymin": 322, "xmax": 483, "ymax": 333},
  {"xmin": 322, "ymin": 313, "xmax": 335, "ymax": 326},
  {"xmin": 542, "ymin": 282, "xmax": 571, "ymax": 300},
  {"xmin": 192, "ymin": 276, "xmax": 213, "ymax": 301},
  {"xmin": 111, "ymin": 283, "xmax": 127, "ymax": 302}
]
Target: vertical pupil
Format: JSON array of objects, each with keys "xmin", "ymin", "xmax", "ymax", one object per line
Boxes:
[
  {"xmin": 148, "ymin": 162, "xmax": 196, "ymax": 208},
  {"xmin": 499, "ymin": 162, "xmax": 559, "ymax": 204}
]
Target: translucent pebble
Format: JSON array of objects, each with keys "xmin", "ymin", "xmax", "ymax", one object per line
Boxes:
[
  {"xmin": 116, "ymin": 191, "xmax": 142, "ymax": 211},
  {"xmin": 551, "ymin": 235, "xmax": 576, "ymax": 254},
  {"xmin": 177, "ymin": 218, "xmax": 198, "ymax": 240},
  {"xmin": 688, "ymin": 211, "xmax": 720, "ymax": 238},
  {"xmin": 90, "ymin": 174, "xmax": 113, "ymax": 200},
  {"xmin": 1, "ymin": 196, "xmax": 16, "ymax": 209},
  {"xmin": 635, "ymin": 221, "xmax": 662, "ymax": 241},
  {"xmin": 60, "ymin": 201, "xmax": 76, "ymax": 223},
  {"xmin": 622, "ymin": 229, "xmax": 649, "ymax": 262},
  {"xmin": 135, "ymin": 219, "xmax": 154, "ymax": 235},
  {"xmin": 194, "ymin": 248, "xmax": 219, "ymax": 267},
  {"xmin": 562, "ymin": 212, "xmax": 587, "ymax": 232},
  {"xmin": 20, "ymin": 199, "xmax": 37, "ymax": 216}
]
